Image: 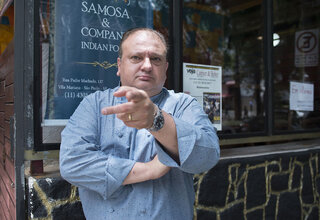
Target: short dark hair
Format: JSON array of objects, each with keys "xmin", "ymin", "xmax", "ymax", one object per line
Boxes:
[{"xmin": 118, "ymin": 27, "xmax": 168, "ymax": 59}]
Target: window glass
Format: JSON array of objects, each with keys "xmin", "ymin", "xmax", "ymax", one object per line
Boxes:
[
  {"xmin": 183, "ymin": 0, "xmax": 265, "ymax": 135},
  {"xmin": 38, "ymin": 0, "xmax": 170, "ymax": 145},
  {"xmin": 273, "ymin": 0, "xmax": 320, "ymax": 131}
]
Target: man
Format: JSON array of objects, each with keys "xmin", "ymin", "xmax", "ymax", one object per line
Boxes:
[{"xmin": 60, "ymin": 28, "xmax": 220, "ymax": 219}]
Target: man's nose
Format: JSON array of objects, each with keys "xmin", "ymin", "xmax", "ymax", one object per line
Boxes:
[{"xmin": 141, "ymin": 57, "xmax": 152, "ymax": 71}]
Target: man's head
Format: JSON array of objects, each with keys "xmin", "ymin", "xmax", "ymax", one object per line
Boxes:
[
  {"xmin": 119, "ymin": 28, "xmax": 168, "ymax": 59},
  {"xmin": 117, "ymin": 28, "xmax": 169, "ymax": 97}
]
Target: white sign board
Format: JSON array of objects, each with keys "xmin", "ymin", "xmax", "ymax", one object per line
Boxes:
[
  {"xmin": 295, "ymin": 29, "xmax": 319, "ymax": 67},
  {"xmin": 289, "ymin": 81, "xmax": 314, "ymax": 111},
  {"xmin": 183, "ymin": 63, "xmax": 222, "ymax": 130}
]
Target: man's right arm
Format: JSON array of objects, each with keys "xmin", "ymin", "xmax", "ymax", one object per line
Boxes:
[
  {"xmin": 122, "ymin": 155, "xmax": 170, "ymax": 185},
  {"xmin": 60, "ymin": 93, "xmax": 170, "ymax": 199}
]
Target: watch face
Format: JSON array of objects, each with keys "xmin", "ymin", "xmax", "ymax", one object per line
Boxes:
[
  {"xmin": 155, "ymin": 115, "xmax": 164, "ymax": 129},
  {"xmin": 148, "ymin": 108, "xmax": 164, "ymax": 132}
]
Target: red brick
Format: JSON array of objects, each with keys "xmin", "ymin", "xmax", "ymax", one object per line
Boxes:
[
  {"xmin": 4, "ymin": 103, "xmax": 13, "ymax": 120},
  {"xmin": 5, "ymin": 71, "xmax": 14, "ymax": 86},
  {"xmin": 0, "ymin": 96, "xmax": 5, "ymax": 112},
  {"xmin": 0, "ymin": 112, "xmax": 4, "ymax": 128},
  {"xmin": 0, "ymin": 142, "xmax": 4, "ymax": 165},
  {"xmin": 5, "ymin": 84, "xmax": 14, "ymax": 103},
  {"xmin": 0, "ymin": 189, "xmax": 15, "ymax": 220},
  {"xmin": 0, "ymin": 127, "xmax": 4, "ymax": 145},
  {"xmin": 0, "ymin": 198, "xmax": 12, "ymax": 220},
  {"xmin": 0, "ymin": 81, "xmax": 4, "ymax": 97},
  {"xmin": 0, "ymin": 165, "xmax": 15, "ymax": 203},
  {"xmin": 4, "ymin": 120, "xmax": 10, "ymax": 139},
  {"xmin": 4, "ymin": 137, "xmax": 11, "ymax": 159},
  {"xmin": 0, "ymin": 172, "xmax": 16, "ymax": 205},
  {"xmin": 4, "ymin": 155, "xmax": 14, "ymax": 182},
  {"xmin": 0, "ymin": 164, "xmax": 15, "ymax": 216}
]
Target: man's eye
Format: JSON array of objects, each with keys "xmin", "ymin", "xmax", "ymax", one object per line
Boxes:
[
  {"xmin": 130, "ymin": 56, "xmax": 142, "ymax": 62},
  {"xmin": 151, "ymin": 57, "xmax": 162, "ymax": 65}
]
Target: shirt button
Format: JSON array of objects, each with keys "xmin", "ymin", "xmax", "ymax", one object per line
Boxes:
[{"xmin": 117, "ymin": 132, "xmax": 123, "ymax": 138}]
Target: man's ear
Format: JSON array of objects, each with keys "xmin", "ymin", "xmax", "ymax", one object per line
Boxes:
[{"xmin": 117, "ymin": 57, "xmax": 121, "ymax": 76}]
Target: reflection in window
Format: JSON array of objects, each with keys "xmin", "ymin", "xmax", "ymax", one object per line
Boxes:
[
  {"xmin": 273, "ymin": 0, "xmax": 320, "ymax": 131},
  {"xmin": 183, "ymin": 0, "xmax": 265, "ymax": 134}
]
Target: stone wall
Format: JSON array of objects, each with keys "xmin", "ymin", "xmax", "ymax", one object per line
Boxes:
[
  {"xmin": 26, "ymin": 148, "xmax": 320, "ymax": 220},
  {"xmin": 194, "ymin": 149, "xmax": 320, "ymax": 220}
]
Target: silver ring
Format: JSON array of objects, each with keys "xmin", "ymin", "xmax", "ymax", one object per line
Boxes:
[{"xmin": 128, "ymin": 113, "xmax": 132, "ymax": 121}]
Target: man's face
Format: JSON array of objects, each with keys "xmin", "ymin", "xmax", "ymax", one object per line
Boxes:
[{"xmin": 117, "ymin": 30, "xmax": 168, "ymax": 97}]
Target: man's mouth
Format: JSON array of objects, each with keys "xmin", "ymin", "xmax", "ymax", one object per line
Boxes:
[{"xmin": 137, "ymin": 75, "xmax": 152, "ymax": 81}]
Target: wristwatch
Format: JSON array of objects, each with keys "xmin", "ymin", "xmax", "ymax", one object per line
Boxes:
[{"xmin": 147, "ymin": 105, "xmax": 165, "ymax": 132}]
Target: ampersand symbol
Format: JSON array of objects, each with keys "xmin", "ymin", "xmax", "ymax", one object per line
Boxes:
[{"xmin": 102, "ymin": 18, "xmax": 110, "ymax": 28}]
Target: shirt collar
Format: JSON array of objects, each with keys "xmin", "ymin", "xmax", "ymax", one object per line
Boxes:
[
  {"xmin": 150, "ymin": 88, "xmax": 167, "ymax": 104},
  {"xmin": 113, "ymin": 86, "xmax": 168, "ymax": 105}
]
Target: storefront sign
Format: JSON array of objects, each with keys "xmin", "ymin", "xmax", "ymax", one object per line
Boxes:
[
  {"xmin": 44, "ymin": 0, "xmax": 153, "ymax": 125},
  {"xmin": 290, "ymin": 81, "xmax": 314, "ymax": 111},
  {"xmin": 183, "ymin": 63, "xmax": 222, "ymax": 130},
  {"xmin": 295, "ymin": 28, "xmax": 319, "ymax": 67}
]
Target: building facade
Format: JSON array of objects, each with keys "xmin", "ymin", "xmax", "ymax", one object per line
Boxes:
[{"xmin": 0, "ymin": 0, "xmax": 320, "ymax": 219}]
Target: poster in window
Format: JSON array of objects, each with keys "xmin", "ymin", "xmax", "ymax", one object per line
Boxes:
[
  {"xmin": 183, "ymin": 63, "xmax": 222, "ymax": 130},
  {"xmin": 44, "ymin": 0, "xmax": 153, "ymax": 125},
  {"xmin": 289, "ymin": 81, "xmax": 314, "ymax": 111}
]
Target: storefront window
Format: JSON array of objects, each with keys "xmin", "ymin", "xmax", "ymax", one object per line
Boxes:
[
  {"xmin": 183, "ymin": 0, "xmax": 265, "ymax": 135},
  {"xmin": 37, "ymin": 0, "xmax": 170, "ymax": 147},
  {"xmin": 273, "ymin": 0, "xmax": 320, "ymax": 132}
]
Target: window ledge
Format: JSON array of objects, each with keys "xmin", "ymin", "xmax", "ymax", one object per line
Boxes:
[{"xmin": 220, "ymin": 138, "xmax": 320, "ymax": 160}]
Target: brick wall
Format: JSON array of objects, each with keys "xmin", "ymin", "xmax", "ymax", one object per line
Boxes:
[{"xmin": 0, "ymin": 40, "xmax": 15, "ymax": 220}]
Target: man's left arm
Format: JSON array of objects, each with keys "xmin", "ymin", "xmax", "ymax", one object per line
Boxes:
[
  {"xmin": 154, "ymin": 96, "xmax": 220, "ymax": 174},
  {"xmin": 102, "ymin": 86, "xmax": 220, "ymax": 174},
  {"xmin": 148, "ymin": 109, "xmax": 179, "ymax": 160}
]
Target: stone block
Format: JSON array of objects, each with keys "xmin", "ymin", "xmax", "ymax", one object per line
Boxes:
[
  {"xmin": 302, "ymin": 164, "xmax": 314, "ymax": 204},
  {"xmin": 265, "ymin": 194, "xmax": 277, "ymax": 219},
  {"xmin": 198, "ymin": 162, "xmax": 228, "ymax": 207},
  {"xmin": 246, "ymin": 208, "xmax": 263, "ymax": 220},
  {"xmin": 291, "ymin": 163, "xmax": 302, "ymax": 189},
  {"xmin": 280, "ymin": 156, "xmax": 290, "ymax": 171},
  {"xmin": 52, "ymin": 201, "xmax": 85, "ymax": 220},
  {"xmin": 246, "ymin": 167, "xmax": 266, "ymax": 209},
  {"xmin": 220, "ymin": 202, "xmax": 244, "ymax": 220},
  {"xmin": 278, "ymin": 191, "xmax": 301, "ymax": 219},
  {"xmin": 37, "ymin": 178, "xmax": 71, "ymax": 200},
  {"xmin": 267, "ymin": 163, "xmax": 280, "ymax": 173},
  {"xmin": 315, "ymin": 176, "xmax": 320, "ymax": 196},
  {"xmin": 306, "ymin": 206, "xmax": 319, "ymax": 220},
  {"xmin": 196, "ymin": 209, "xmax": 216, "ymax": 220},
  {"xmin": 28, "ymin": 189, "xmax": 48, "ymax": 218},
  {"xmin": 271, "ymin": 173, "xmax": 289, "ymax": 191}
]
